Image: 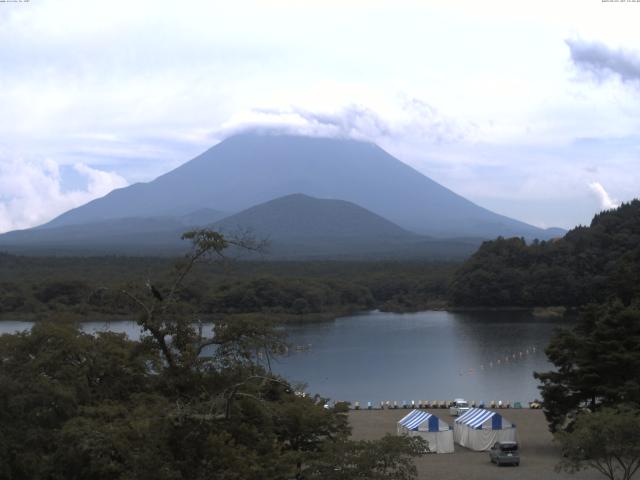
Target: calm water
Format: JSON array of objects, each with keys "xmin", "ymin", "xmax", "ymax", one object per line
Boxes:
[
  {"xmin": 0, "ymin": 310, "xmax": 565, "ymax": 404},
  {"xmin": 275, "ymin": 310, "xmax": 565, "ymax": 404}
]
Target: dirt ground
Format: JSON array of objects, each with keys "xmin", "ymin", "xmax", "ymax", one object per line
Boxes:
[{"xmin": 349, "ymin": 408, "xmax": 608, "ymax": 480}]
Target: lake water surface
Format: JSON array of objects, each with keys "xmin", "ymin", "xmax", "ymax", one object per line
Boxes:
[
  {"xmin": 0, "ymin": 310, "xmax": 565, "ymax": 405},
  {"xmin": 275, "ymin": 310, "xmax": 564, "ymax": 405}
]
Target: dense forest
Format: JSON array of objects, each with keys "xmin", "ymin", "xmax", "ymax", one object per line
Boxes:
[
  {"xmin": 4, "ymin": 200, "xmax": 640, "ymax": 320},
  {"xmin": 0, "ymin": 254, "xmax": 455, "ymax": 321},
  {"xmin": 450, "ymin": 200, "xmax": 640, "ymax": 308},
  {"xmin": 0, "ymin": 232, "xmax": 426, "ymax": 480}
]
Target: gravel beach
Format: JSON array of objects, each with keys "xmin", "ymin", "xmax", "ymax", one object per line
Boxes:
[{"xmin": 349, "ymin": 408, "xmax": 608, "ymax": 480}]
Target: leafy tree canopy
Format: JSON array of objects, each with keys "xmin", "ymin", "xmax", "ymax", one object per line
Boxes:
[
  {"xmin": 0, "ymin": 230, "xmax": 423, "ymax": 480},
  {"xmin": 556, "ymin": 405, "xmax": 640, "ymax": 480},
  {"xmin": 535, "ymin": 300, "xmax": 640, "ymax": 432},
  {"xmin": 450, "ymin": 200, "xmax": 640, "ymax": 307}
]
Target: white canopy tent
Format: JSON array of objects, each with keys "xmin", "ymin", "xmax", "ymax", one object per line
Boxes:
[
  {"xmin": 453, "ymin": 408, "xmax": 517, "ymax": 451},
  {"xmin": 397, "ymin": 410, "xmax": 454, "ymax": 454}
]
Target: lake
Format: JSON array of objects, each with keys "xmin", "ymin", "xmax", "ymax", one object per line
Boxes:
[{"xmin": 0, "ymin": 310, "xmax": 565, "ymax": 405}]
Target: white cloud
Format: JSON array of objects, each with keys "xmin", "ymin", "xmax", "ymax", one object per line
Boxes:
[
  {"xmin": 0, "ymin": 158, "xmax": 127, "ymax": 233},
  {"xmin": 0, "ymin": 0, "xmax": 638, "ymax": 233},
  {"xmin": 588, "ymin": 181, "xmax": 620, "ymax": 211},
  {"xmin": 216, "ymin": 98, "xmax": 476, "ymax": 145}
]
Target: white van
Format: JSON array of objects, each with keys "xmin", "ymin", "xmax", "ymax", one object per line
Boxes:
[{"xmin": 449, "ymin": 398, "xmax": 470, "ymax": 416}]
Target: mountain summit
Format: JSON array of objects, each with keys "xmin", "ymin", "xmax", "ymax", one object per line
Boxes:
[{"xmin": 36, "ymin": 132, "xmax": 559, "ymax": 239}]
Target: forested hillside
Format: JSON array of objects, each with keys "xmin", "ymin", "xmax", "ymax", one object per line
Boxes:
[
  {"xmin": 525, "ymin": 202, "xmax": 640, "ymax": 441},
  {"xmin": 450, "ymin": 200, "xmax": 640, "ymax": 307},
  {"xmin": 448, "ymin": 200, "xmax": 640, "ymax": 442}
]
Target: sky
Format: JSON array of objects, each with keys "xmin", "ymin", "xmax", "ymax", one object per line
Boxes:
[{"xmin": 1, "ymin": 0, "xmax": 639, "ymax": 233}]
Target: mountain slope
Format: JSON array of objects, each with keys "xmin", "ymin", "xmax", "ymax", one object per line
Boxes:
[
  {"xmin": 0, "ymin": 194, "xmax": 481, "ymax": 259},
  {"xmin": 213, "ymin": 193, "xmax": 416, "ymax": 240},
  {"xmin": 0, "ymin": 209, "xmax": 227, "ymax": 255},
  {"xmin": 212, "ymin": 193, "xmax": 479, "ymax": 259},
  {"xmin": 41, "ymin": 132, "xmax": 559, "ymax": 239}
]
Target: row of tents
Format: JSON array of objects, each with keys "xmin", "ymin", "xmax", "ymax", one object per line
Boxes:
[{"xmin": 396, "ymin": 408, "xmax": 517, "ymax": 453}]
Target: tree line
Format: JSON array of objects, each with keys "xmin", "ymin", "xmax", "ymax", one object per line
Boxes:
[{"xmin": 0, "ymin": 255, "xmax": 455, "ymax": 321}]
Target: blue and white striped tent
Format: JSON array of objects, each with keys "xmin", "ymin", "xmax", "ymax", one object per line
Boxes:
[
  {"xmin": 397, "ymin": 410, "xmax": 454, "ymax": 453},
  {"xmin": 453, "ymin": 408, "xmax": 517, "ymax": 451}
]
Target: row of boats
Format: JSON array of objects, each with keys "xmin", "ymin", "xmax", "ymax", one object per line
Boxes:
[{"xmin": 350, "ymin": 399, "xmax": 542, "ymax": 410}]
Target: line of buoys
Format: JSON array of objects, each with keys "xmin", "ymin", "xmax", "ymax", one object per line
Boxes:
[{"xmin": 458, "ymin": 345, "xmax": 541, "ymax": 377}]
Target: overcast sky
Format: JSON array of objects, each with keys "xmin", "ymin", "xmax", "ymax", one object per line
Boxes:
[{"xmin": 1, "ymin": 0, "xmax": 639, "ymax": 233}]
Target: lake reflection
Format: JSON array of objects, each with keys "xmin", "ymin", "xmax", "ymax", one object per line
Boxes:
[
  {"xmin": 0, "ymin": 310, "xmax": 565, "ymax": 404},
  {"xmin": 275, "ymin": 310, "xmax": 565, "ymax": 404}
]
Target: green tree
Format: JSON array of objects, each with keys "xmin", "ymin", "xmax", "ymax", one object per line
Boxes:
[
  {"xmin": 292, "ymin": 297, "xmax": 310, "ymax": 314},
  {"xmin": 0, "ymin": 282, "xmax": 25, "ymax": 312},
  {"xmin": 535, "ymin": 301, "xmax": 640, "ymax": 432},
  {"xmin": 0, "ymin": 321, "xmax": 157, "ymax": 480},
  {"xmin": 556, "ymin": 406, "xmax": 640, "ymax": 480},
  {"xmin": 0, "ymin": 230, "xmax": 423, "ymax": 480},
  {"xmin": 33, "ymin": 280, "xmax": 89, "ymax": 305},
  {"xmin": 450, "ymin": 200, "xmax": 640, "ymax": 308},
  {"xmin": 306, "ymin": 434, "xmax": 426, "ymax": 480}
]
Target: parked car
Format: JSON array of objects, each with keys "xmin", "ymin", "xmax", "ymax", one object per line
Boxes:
[
  {"xmin": 489, "ymin": 441, "xmax": 520, "ymax": 466},
  {"xmin": 449, "ymin": 398, "xmax": 470, "ymax": 416}
]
